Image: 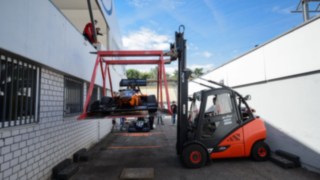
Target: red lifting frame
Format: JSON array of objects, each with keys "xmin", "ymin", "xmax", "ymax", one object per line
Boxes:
[{"xmin": 78, "ymin": 50, "xmax": 172, "ymax": 120}]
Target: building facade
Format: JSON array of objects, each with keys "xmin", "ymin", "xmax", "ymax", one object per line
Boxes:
[{"xmin": 0, "ymin": 0, "xmax": 124, "ymax": 179}]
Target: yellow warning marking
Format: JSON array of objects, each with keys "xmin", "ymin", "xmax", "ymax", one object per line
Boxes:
[{"xmin": 120, "ymin": 168, "xmax": 154, "ymax": 179}]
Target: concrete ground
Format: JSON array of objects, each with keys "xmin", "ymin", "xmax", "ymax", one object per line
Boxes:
[{"xmin": 70, "ymin": 117, "xmax": 320, "ymax": 180}]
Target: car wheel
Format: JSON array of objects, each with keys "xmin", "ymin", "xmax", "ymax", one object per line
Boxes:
[
  {"xmin": 251, "ymin": 141, "xmax": 270, "ymax": 161},
  {"xmin": 182, "ymin": 144, "xmax": 207, "ymax": 168}
]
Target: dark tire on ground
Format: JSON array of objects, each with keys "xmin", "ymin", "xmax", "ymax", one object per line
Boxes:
[
  {"xmin": 182, "ymin": 144, "xmax": 207, "ymax": 168},
  {"xmin": 251, "ymin": 141, "xmax": 270, "ymax": 161}
]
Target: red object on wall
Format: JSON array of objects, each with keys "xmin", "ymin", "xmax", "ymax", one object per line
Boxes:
[{"xmin": 83, "ymin": 22, "xmax": 95, "ymax": 43}]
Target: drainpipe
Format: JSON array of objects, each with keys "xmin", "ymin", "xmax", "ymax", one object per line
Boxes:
[
  {"xmin": 302, "ymin": 0, "xmax": 310, "ymax": 21},
  {"xmin": 87, "ymin": 0, "xmax": 97, "ymax": 43}
]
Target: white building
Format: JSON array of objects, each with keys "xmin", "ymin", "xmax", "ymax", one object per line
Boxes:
[{"xmin": 0, "ymin": 0, "xmax": 125, "ymax": 179}]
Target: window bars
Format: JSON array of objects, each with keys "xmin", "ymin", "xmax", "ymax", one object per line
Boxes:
[
  {"xmin": 64, "ymin": 77, "xmax": 83, "ymax": 116},
  {"xmin": 0, "ymin": 50, "xmax": 39, "ymax": 128}
]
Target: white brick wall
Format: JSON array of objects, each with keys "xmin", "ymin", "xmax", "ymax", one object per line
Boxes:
[{"xmin": 0, "ymin": 68, "xmax": 113, "ymax": 180}]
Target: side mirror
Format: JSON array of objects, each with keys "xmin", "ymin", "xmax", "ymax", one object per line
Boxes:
[{"xmin": 244, "ymin": 95, "xmax": 251, "ymax": 101}]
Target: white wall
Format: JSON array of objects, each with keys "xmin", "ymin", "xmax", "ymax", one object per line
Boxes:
[
  {"xmin": 190, "ymin": 16, "xmax": 320, "ymax": 172},
  {"xmin": 236, "ymin": 75, "xmax": 320, "ymax": 172},
  {"xmin": 97, "ymin": 0, "xmax": 122, "ymax": 49},
  {"xmin": 0, "ymin": 0, "xmax": 124, "ymax": 179},
  {"xmin": 194, "ymin": 15, "xmax": 320, "ymax": 88},
  {"xmin": 0, "ymin": 0, "xmax": 124, "ymax": 90}
]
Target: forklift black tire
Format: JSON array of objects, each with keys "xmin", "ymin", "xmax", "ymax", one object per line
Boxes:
[
  {"xmin": 182, "ymin": 144, "xmax": 207, "ymax": 168},
  {"xmin": 251, "ymin": 141, "xmax": 270, "ymax": 161}
]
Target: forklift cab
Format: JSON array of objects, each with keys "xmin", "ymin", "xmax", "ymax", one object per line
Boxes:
[
  {"xmin": 183, "ymin": 88, "xmax": 269, "ymax": 168},
  {"xmin": 188, "ymin": 88, "xmax": 252, "ymax": 143}
]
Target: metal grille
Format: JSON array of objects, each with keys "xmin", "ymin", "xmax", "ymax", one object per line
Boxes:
[
  {"xmin": 64, "ymin": 77, "xmax": 83, "ymax": 115},
  {"xmin": 0, "ymin": 49, "xmax": 39, "ymax": 128}
]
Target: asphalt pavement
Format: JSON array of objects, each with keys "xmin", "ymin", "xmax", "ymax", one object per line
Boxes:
[{"xmin": 70, "ymin": 117, "xmax": 320, "ymax": 180}]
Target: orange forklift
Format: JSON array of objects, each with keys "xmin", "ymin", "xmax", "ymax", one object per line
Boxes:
[{"xmin": 174, "ymin": 26, "xmax": 270, "ymax": 168}]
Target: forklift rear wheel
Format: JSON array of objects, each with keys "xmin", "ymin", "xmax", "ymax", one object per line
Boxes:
[
  {"xmin": 182, "ymin": 144, "xmax": 207, "ymax": 168},
  {"xmin": 251, "ymin": 141, "xmax": 270, "ymax": 161}
]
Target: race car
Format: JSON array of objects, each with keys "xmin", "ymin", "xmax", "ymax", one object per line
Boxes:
[
  {"xmin": 127, "ymin": 117, "xmax": 151, "ymax": 132},
  {"xmin": 88, "ymin": 79, "xmax": 158, "ymax": 116}
]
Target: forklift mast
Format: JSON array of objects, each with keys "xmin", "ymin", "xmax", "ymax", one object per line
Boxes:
[{"xmin": 176, "ymin": 26, "xmax": 192, "ymax": 155}]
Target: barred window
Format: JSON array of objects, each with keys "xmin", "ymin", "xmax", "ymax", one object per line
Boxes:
[
  {"xmin": 0, "ymin": 50, "xmax": 40, "ymax": 128},
  {"xmin": 64, "ymin": 77, "xmax": 83, "ymax": 116}
]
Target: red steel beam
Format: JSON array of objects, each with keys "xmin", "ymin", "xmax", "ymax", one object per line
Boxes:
[
  {"xmin": 98, "ymin": 50, "xmax": 167, "ymax": 57},
  {"xmin": 102, "ymin": 64, "xmax": 108, "ymax": 96},
  {"xmin": 100, "ymin": 60, "xmax": 106, "ymax": 96},
  {"xmin": 102, "ymin": 59, "xmax": 172, "ymax": 64},
  {"xmin": 162, "ymin": 57, "xmax": 172, "ymax": 114},
  {"xmin": 103, "ymin": 59, "xmax": 166, "ymax": 65},
  {"xmin": 106, "ymin": 65, "xmax": 113, "ymax": 97},
  {"xmin": 159, "ymin": 61, "xmax": 163, "ymax": 109},
  {"xmin": 156, "ymin": 63, "xmax": 160, "ymax": 108},
  {"xmin": 78, "ymin": 56, "xmax": 101, "ymax": 120}
]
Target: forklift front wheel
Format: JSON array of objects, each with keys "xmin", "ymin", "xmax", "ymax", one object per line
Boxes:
[
  {"xmin": 251, "ymin": 141, "xmax": 270, "ymax": 161},
  {"xmin": 182, "ymin": 144, "xmax": 207, "ymax": 168}
]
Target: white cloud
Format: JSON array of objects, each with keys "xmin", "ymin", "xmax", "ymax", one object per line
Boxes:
[
  {"xmin": 122, "ymin": 27, "xmax": 172, "ymax": 50},
  {"xmin": 272, "ymin": 6, "xmax": 292, "ymax": 14},
  {"xmin": 191, "ymin": 51, "xmax": 214, "ymax": 59},
  {"xmin": 122, "ymin": 27, "xmax": 214, "ymax": 76},
  {"xmin": 127, "ymin": 0, "xmax": 185, "ymax": 10},
  {"xmin": 202, "ymin": 51, "xmax": 212, "ymax": 58},
  {"xmin": 187, "ymin": 43, "xmax": 199, "ymax": 51},
  {"xmin": 127, "ymin": 0, "xmax": 152, "ymax": 8},
  {"xmin": 189, "ymin": 64, "xmax": 215, "ymax": 73},
  {"xmin": 159, "ymin": 0, "xmax": 185, "ymax": 10},
  {"xmin": 123, "ymin": 28, "xmax": 174, "ymax": 73},
  {"xmin": 164, "ymin": 65, "xmax": 177, "ymax": 75}
]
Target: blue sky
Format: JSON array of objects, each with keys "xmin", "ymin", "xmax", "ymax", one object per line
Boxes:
[{"xmin": 114, "ymin": 0, "xmax": 314, "ymax": 74}]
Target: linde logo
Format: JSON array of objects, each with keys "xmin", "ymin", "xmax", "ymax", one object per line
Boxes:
[{"xmin": 101, "ymin": 0, "xmax": 113, "ymax": 16}]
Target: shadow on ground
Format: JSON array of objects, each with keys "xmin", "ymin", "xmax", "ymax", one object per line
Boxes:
[{"xmin": 70, "ymin": 118, "xmax": 320, "ymax": 180}]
